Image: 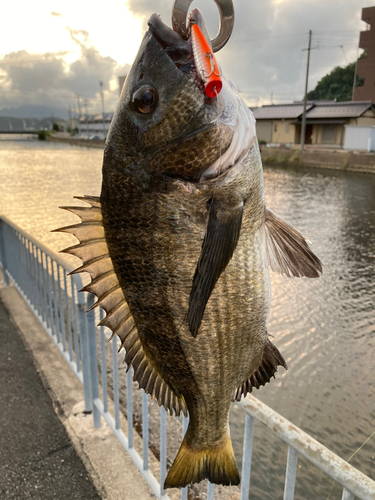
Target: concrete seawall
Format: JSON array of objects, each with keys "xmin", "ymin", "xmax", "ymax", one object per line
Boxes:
[
  {"xmin": 46, "ymin": 136, "xmax": 375, "ymax": 174},
  {"xmin": 261, "ymin": 147, "xmax": 375, "ymax": 174},
  {"xmin": 46, "ymin": 135, "xmax": 105, "ymax": 149}
]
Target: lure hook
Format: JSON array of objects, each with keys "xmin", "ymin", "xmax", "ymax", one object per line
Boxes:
[{"xmin": 171, "ymin": 0, "xmax": 235, "ymax": 53}]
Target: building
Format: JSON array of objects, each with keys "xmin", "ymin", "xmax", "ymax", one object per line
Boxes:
[
  {"xmin": 353, "ymin": 6, "xmax": 375, "ymax": 102},
  {"xmin": 77, "ymin": 113, "xmax": 114, "ymax": 139},
  {"xmin": 252, "ymin": 101, "xmax": 375, "ymax": 148}
]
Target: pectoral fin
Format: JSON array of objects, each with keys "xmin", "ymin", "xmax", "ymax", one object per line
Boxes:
[
  {"xmin": 188, "ymin": 198, "xmax": 243, "ymax": 338},
  {"xmin": 264, "ymin": 208, "xmax": 322, "ymax": 278}
]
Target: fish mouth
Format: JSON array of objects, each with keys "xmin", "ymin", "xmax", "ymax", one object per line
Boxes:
[
  {"xmin": 148, "ymin": 14, "xmax": 193, "ymax": 67},
  {"xmin": 148, "ymin": 10, "xmax": 212, "ymax": 69}
]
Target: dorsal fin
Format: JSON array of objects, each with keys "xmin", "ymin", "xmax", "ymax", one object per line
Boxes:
[
  {"xmin": 54, "ymin": 195, "xmax": 187, "ymax": 416},
  {"xmin": 232, "ymin": 339, "xmax": 287, "ymax": 402},
  {"xmin": 264, "ymin": 208, "xmax": 322, "ymax": 278}
]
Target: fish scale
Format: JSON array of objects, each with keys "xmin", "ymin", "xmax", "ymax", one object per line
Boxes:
[{"xmin": 57, "ymin": 8, "xmax": 322, "ymax": 490}]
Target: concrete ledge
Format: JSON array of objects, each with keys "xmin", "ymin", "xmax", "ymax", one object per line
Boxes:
[
  {"xmin": 0, "ymin": 285, "xmax": 157, "ymax": 500},
  {"xmin": 261, "ymin": 147, "xmax": 375, "ymax": 174},
  {"xmin": 46, "ymin": 135, "xmax": 105, "ymax": 149}
]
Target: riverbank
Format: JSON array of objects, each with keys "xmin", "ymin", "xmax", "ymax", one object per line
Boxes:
[
  {"xmin": 46, "ymin": 135, "xmax": 375, "ymax": 174},
  {"xmin": 261, "ymin": 147, "xmax": 375, "ymax": 174},
  {"xmin": 46, "ymin": 135, "xmax": 105, "ymax": 149}
]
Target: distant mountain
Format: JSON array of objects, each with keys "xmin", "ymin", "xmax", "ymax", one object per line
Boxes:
[
  {"xmin": 0, "ymin": 116, "xmax": 67, "ymax": 132},
  {"xmin": 0, "ymin": 105, "xmax": 69, "ymax": 120}
]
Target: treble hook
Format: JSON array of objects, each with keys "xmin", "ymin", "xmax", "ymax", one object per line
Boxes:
[{"xmin": 171, "ymin": 0, "xmax": 235, "ymax": 53}]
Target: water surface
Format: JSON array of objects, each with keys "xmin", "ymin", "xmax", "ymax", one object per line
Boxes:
[{"xmin": 1, "ymin": 136, "xmax": 374, "ymax": 499}]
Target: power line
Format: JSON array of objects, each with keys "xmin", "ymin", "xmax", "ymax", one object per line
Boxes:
[{"xmin": 230, "ymin": 32, "xmax": 307, "ymax": 44}]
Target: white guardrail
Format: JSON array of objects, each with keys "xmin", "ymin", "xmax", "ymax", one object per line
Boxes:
[{"xmin": 0, "ymin": 215, "xmax": 374, "ymax": 500}]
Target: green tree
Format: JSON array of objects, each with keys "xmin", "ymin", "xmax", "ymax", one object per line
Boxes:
[{"xmin": 307, "ymin": 62, "xmax": 355, "ymax": 101}]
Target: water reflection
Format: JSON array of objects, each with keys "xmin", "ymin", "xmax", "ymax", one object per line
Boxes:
[
  {"xmin": 1, "ymin": 138, "xmax": 374, "ymax": 498},
  {"xmin": 229, "ymin": 164, "xmax": 375, "ymax": 499}
]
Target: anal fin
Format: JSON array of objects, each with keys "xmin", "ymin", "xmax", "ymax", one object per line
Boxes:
[{"xmin": 233, "ymin": 339, "xmax": 287, "ymax": 402}]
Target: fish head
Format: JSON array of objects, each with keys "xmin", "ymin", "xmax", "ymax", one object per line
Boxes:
[{"xmin": 105, "ymin": 9, "xmax": 256, "ymax": 183}]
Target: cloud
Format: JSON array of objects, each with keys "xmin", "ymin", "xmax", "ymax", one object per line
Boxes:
[
  {"xmin": 126, "ymin": 0, "xmax": 371, "ymax": 105},
  {"xmin": 0, "ymin": 29, "xmax": 130, "ymax": 115},
  {"xmin": 1, "ymin": 0, "xmax": 371, "ymax": 115}
]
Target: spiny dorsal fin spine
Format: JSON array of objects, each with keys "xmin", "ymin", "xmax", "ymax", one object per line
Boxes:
[
  {"xmin": 98, "ymin": 302, "xmax": 130, "ymax": 329},
  {"xmin": 79, "ymin": 270, "xmax": 116, "ymax": 293},
  {"xmin": 74, "ymin": 195, "xmax": 101, "ymax": 207},
  {"xmin": 60, "ymin": 206, "xmax": 103, "ymax": 222},
  {"xmin": 57, "ymin": 196, "xmax": 187, "ymax": 417},
  {"xmin": 91, "ymin": 285, "xmax": 122, "ymax": 312},
  {"xmin": 57, "ymin": 224, "xmax": 105, "ymax": 243},
  {"xmin": 62, "ymin": 240, "xmax": 108, "ymax": 264},
  {"xmin": 70, "ymin": 257, "xmax": 113, "ymax": 280}
]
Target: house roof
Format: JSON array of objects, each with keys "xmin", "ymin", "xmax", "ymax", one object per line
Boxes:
[
  {"xmin": 251, "ymin": 101, "xmax": 373, "ymax": 121},
  {"xmin": 305, "ymin": 101, "xmax": 373, "ymax": 119},
  {"xmin": 251, "ymin": 103, "xmax": 313, "ymax": 120},
  {"xmin": 79, "ymin": 113, "xmax": 114, "ymax": 123}
]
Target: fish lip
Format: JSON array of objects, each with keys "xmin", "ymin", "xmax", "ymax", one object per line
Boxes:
[{"xmin": 147, "ymin": 14, "xmax": 192, "ymax": 66}]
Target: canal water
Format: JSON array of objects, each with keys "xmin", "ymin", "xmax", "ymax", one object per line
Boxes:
[{"xmin": 1, "ymin": 135, "xmax": 374, "ymax": 499}]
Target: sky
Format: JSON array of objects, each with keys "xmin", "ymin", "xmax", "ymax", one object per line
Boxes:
[{"xmin": 0, "ymin": 0, "xmax": 373, "ymax": 117}]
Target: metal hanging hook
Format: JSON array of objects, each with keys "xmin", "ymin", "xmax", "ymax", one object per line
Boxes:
[{"xmin": 171, "ymin": 0, "xmax": 235, "ymax": 53}]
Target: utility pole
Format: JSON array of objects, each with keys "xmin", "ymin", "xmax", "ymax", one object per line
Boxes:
[
  {"xmin": 84, "ymin": 99, "xmax": 89, "ymax": 134},
  {"xmin": 76, "ymin": 94, "xmax": 82, "ymax": 120},
  {"xmin": 99, "ymin": 81, "xmax": 106, "ymax": 137},
  {"xmin": 271, "ymin": 91, "xmax": 274, "ymax": 105},
  {"xmin": 76, "ymin": 94, "xmax": 82, "ymax": 135},
  {"xmin": 301, "ymin": 30, "xmax": 312, "ymax": 151},
  {"xmin": 68, "ymin": 106, "xmax": 72, "ymax": 130}
]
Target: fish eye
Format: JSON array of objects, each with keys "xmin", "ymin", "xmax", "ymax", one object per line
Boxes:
[{"xmin": 133, "ymin": 86, "xmax": 158, "ymax": 114}]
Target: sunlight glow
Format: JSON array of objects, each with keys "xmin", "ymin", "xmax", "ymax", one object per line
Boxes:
[{"xmin": 1, "ymin": 0, "xmax": 144, "ymax": 66}]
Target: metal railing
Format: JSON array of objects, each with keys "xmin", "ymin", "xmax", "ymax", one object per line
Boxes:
[{"xmin": 1, "ymin": 215, "xmax": 374, "ymax": 500}]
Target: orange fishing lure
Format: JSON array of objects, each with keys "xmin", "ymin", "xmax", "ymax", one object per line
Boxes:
[{"xmin": 191, "ymin": 23, "xmax": 223, "ymax": 97}]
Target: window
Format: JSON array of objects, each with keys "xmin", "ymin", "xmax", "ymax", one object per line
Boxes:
[
  {"xmin": 355, "ymin": 76, "xmax": 365, "ymax": 87},
  {"xmin": 285, "ymin": 124, "xmax": 289, "ymax": 133},
  {"xmin": 321, "ymin": 125, "xmax": 337, "ymax": 144},
  {"xmin": 274, "ymin": 124, "xmax": 277, "ymax": 132}
]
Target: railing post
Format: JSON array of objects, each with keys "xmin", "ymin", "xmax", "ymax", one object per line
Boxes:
[
  {"xmin": 87, "ymin": 293, "xmax": 101, "ymax": 427},
  {"xmin": 142, "ymin": 390, "xmax": 149, "ymax": 471},
  {"xmin": 0, "ymin": 220, "xmax": 10, "ymax": 286},
  {"xmin": 240, "ymin": 414, "xmax": 254, "ymax": 500},
  {"xmin": 160, "ymin": 406, "xmax": 167, "ymax": 499},
  {"xmin": 127, "ymin": 367, "xmax": 133, "ymax": 448},
  {"xmin": 207, "ymin": 482, "xmax": 215, "ymax": 500},
  {"xmin": 341, "ymin": 489, "xmax": 355, "ymax": 500},
  {"xmin": 283, "ymin": 446, "xmax": 298, "ymax": 500},
  {"xmin": 76, "ymin": 283, "xmax": 92, "ymax": 413},
  {"xmin": 181, "ymin": 415, "xmax": 189, "ymax": 500}
]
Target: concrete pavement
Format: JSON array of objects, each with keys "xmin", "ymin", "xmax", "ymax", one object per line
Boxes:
[
  {"xmin": 0, "ymin": 293, "xmax": 101, "ymax": 499},
  {"xmin": 0, "ymin": 285, "xmax": 158, "ymax": 500}
]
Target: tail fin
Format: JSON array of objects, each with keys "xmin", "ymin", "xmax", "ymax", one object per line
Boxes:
[{"xmin": 164, "ymin": 434, "xmax": 240, "ymax": 489}]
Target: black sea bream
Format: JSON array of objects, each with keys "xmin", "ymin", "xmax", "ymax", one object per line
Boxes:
[{"xmin": 58, "ymin": 10, "xmax": 322, "ymax": 489}]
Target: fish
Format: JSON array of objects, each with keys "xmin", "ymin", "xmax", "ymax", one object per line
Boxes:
[{"xmin": 57, "ymin": 9, "xmax": 322, "ymax": 490}]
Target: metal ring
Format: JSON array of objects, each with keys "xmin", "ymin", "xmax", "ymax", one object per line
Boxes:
[{"xmin": 171, "ymin": 0, "xmax": 235, "ymax": 53}]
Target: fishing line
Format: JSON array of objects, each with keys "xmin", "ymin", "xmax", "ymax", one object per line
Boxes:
[{"xmin": 326, "ymin": 429, "xmax": 375, "ymax": 500}]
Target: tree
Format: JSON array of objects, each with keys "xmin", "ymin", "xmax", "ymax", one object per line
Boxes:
[{"xmin": 307, "ymin": 62, "xmax": 355, "ymax": 101}]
